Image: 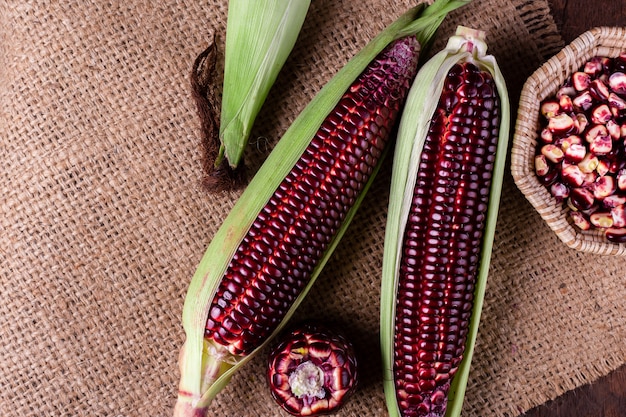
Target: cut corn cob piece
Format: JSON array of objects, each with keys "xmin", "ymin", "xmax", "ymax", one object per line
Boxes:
[
  {"xmin": 380, "ymin": 26, "xmax": 510, "ymax": 417},
  {"xmin": 266, "ymin": 323, "xmax": 358, "ymax": 416},
  {"xmin": 218, "ymin": 0, "xmax": 311, "ymax": 169},
  {"xmin": 174, "ymin": 2, "xmax": 471, "ymax": 416}
]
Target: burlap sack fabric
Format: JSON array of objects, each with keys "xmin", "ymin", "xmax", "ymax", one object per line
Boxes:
[{"xmin": 2, "ymin": 1, "xmax": 625, "ymax": 416}]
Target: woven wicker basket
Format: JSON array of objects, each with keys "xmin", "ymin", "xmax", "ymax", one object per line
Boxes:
[{"xmin": 511, "ymin": 27, "xmax": 626, "ymax": 256}]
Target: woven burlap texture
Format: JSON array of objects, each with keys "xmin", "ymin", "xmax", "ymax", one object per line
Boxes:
[{"xmin": 2, "ymin": 1, "xmax": 624, "ymax": 416}]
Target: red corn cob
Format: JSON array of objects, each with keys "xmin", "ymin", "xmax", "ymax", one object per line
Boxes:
[
  {"xmin": 393, "ymin": 61, "xmax": 500, "ymax": 417},
  {"xmin": 205, "ymin": 36, "xmax": 420, "ymax": 357}
]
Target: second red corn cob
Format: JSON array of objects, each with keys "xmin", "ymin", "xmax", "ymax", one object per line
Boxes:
[
  {"xmin": 394, "ymin": 61, "xmax": 499, "ymax": 417},
  {"xmin": 381, "ymin": 26, "xmax": 510, "ymax": 417}
]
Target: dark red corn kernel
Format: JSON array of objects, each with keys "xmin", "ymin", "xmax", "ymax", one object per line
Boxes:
[
  {"xmin": 606, "ymin": 227, "xmax": 626, "ymax": 242},
  {"xmin": 205, "ymin": 36, "xmax": 420, "ymax": 356},
  {"xmin": 393, "ymin": 62, "xmax": 500, "ymax": 417},
  {"xmin": 267, "ymin": 323, "xmax": 358, "ymax": 417}
]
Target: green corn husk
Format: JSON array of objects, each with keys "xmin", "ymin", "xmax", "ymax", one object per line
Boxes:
[
  {"xmin": 174, "ymin": 2, "xmax": 471, "ymax": 417},
  {"xmin": 380, "ymin": 26, "xmax": 510, "ymax": 417},
  {"xmin": 217, "ymin": 0, "xmax": 311, "ymax": 169}
]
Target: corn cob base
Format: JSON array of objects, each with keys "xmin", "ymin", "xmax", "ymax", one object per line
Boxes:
[{"xmin": 393, "ymin": 61, "xmax": 500, "ymax": 417}]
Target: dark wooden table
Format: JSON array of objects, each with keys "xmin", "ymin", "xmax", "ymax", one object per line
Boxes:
[{"xmin": 520, "ymin": 1, "xmax": 626, "ymax": 416}]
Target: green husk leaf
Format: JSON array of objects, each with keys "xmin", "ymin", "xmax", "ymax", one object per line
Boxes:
[
  {"xmin": 218, "ymin": 0, "xmax": 311, "ymax": 169},
  {"xmin": 380, "ymin": 26, "xmax": 510, "ymax": 417},
  {"xmin": 174, "ymin": 2, "xmax": 470, "ymax": 416}
]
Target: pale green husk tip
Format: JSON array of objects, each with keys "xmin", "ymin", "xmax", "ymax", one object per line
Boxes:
[{"xmin": 218, "ymin": 0, "xmax": 311, "ymax": 169}]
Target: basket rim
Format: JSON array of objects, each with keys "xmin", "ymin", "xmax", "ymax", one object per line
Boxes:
[{"xmin": 511, "ymin": 27, "xmax": 626, "ymax": 256}]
